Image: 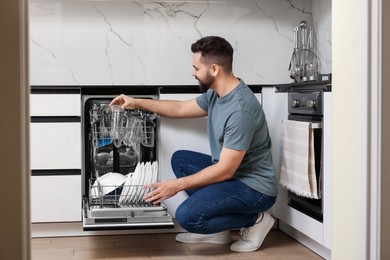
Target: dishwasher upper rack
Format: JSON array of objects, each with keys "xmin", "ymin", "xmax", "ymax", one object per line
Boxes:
[{"xmin": 90, "ymin": 105, "xmax": 156, "ymax": 148}]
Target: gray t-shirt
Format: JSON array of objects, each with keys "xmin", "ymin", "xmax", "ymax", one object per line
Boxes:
[{"xmin": 196, "ymin": 80, "xmax": 277, "ymax": 196}]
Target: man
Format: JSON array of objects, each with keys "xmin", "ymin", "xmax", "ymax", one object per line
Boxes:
[{"xmin": 109, "ymin": 36, "xmax": 277, "ymax": 252}]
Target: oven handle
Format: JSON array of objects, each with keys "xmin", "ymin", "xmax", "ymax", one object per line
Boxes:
[{"xmin": 310, "ymin": 122, "xmax": 322, "ymax": 129}]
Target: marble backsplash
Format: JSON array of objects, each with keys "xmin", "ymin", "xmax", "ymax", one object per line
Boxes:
[{"xmin": 29, "ymin": 0, "xmax": 331, "ymax": 86}]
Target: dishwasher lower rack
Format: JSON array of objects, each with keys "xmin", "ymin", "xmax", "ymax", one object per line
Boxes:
[
  {"xmin": 88, "ymin": 179, "xmax": 156, "ymax": 207},
  {"xmin": 83, "ymin": 181, "xmax": 174, "ymax": 230}
]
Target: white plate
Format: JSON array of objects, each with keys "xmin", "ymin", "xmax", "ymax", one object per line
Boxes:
[
  {"xmin": 127, "ymin": 163, "xmax": 141, "ymax": 203},
  {"xmin": 147, "ymin": 162, "xmax": 154, "ymax": 185},
  {"xmin": 131, "ymin": 162, "xmax": 144, "ymax": 203},
  {"xmin": 152, "ymin": 161, "xmax": 158, "ymax": 183},
  {"xmin": 140, "ymin": 162, "xmax": 153, "ymax": 200},
  {"xmin": 119, "ymin": 172, "xmax": 133, "ymax": 203},
  {"xmin": 90, "ymin": 172, "xmax": 126, "ymax": 199},
  {"xmin": 140, "ymin": 162, "xmax": 149, "ymax": 201}
]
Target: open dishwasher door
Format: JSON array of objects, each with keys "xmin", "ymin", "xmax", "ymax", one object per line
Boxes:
[
  {"xmin": 81, "ymin": 91, "xmax": 174, "ymax": 231},
  {"xmin": 82, "ymin": 196, "xmax": 174, "ymax": 231}
]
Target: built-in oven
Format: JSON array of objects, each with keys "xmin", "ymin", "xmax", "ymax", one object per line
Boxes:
[
  {"xmin": 81, "ymin": 87, "xmax": 174, "ymax": 231},
  {"xmin": 286, "ymin": 90, "xmax": 323, "ymax": 222}
]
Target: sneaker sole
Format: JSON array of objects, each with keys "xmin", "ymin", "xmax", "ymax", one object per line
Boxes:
[
  {"xmin": 176, "ymin": 234, "xmax": 231, "ymax": 245},
  {"xmin": 230, "ymin": 215, "xmax": 275, "ymax": 252}
]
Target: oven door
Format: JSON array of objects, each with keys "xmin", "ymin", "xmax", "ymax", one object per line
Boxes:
[{"xmin": 287, "ymin": 114, "xmax": 323, "ymax": 222}]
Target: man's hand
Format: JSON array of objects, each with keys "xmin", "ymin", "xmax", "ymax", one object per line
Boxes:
[
  {"xmin": 143, "ymin": 179, "xmax": 181, "ymax": 205},
  {"xmin": 109, "ymin": 94, "xmax": 137, "ymax": 110}
]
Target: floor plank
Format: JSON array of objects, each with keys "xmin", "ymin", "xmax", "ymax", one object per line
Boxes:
[{"xmin": 31, "ymin": 230, "xmax": 323, "ymax": 260}]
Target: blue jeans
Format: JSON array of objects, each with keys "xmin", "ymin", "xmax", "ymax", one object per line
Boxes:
[{"xmin": 171, "ymin": 150, "xmax": 276, "ymax": 234}]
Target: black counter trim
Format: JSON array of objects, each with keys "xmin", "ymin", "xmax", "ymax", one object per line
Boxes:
[
  {"xmin": 31, "ymin": 87, "xmax": 81, "ymax": 94},
  {"xmin": 275, "ymin": 82, "xmax": 332, "ymax": 93},
  {"xmin": 248, "ymin": 85, "xmax": 263, "ymax": 93},
  {"xmin": 31, "ymin": 169, "xmax": 81, "ymax": 176},
  {"xmin": 31, "ymin": 84, "xmax": 263, "ymax": 94},
  {"xmin": 31, "ymin": 116, "xmax": 81, "ymax": 123},
  {"xmin": 160, "ymin": 85, "xmax": 262, "ymax": 94},
  {"xmin": 160, "ymin": 86, "xmax": 201, "ymax": 94},
  {"xmin": 81, "ymin": 86, "xmax": 160, "ymax": 96}
]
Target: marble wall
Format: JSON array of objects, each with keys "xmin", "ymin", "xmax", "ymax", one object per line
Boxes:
[
  {"xmin": 29, "ymin": 0, "xmax": 330, "ymax": 86},
  {"xmin": 312, "ymin": 0, "xmax": 332, "ymax": 75}
]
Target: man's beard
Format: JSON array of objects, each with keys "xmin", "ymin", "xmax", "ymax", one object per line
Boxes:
[{"xmin": 197, "ymin": 73, "xmax": 215, "ymax": 93}]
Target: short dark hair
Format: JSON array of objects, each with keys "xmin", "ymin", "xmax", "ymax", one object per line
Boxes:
[{"xmin": 191, "ymin": 36, "xmax": 233, "ymax": 72}]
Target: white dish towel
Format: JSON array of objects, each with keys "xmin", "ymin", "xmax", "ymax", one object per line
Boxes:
[{"xmin": 279, "ymin": 120, "xmax": 319, "ymax": 199}]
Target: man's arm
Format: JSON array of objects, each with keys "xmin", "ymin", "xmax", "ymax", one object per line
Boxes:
[
  {"xmin": 109, "ymin": 94, "xmax": 207, "ymax": 118},
  {"xmin": 144, "ymin": 147, "xmax": 246, "ymax": 204}
]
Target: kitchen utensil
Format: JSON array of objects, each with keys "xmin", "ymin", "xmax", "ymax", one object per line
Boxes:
[
  {"xmin": 124, "ymin": 115, "xmax": 143, "ymax": 146},
  {"xmin": 133, "ymin": 162, "xmax": 146, "ymax": 203},
  {"xmin": 127, "ymin": 163, "xmax": 141, "ymax": 203},
  {"xmin": 142, "ymin": 118, "xmax": 156, "ymax": 147},
  {"xmin": 139, "ymin": 162, "xmax": 153, "ymax": 201},
  {"xmin": 109, "ymin": 105, "xmax": 127, "ymax": 147},
  {"xmin": 119, "ymin": 171, "xmax": 134, "ymax": 203},
  {"xmin": 289, "ymin": 21, "xmax": 320, "ymax": 82},
  {"xmin": 152, "ymin": 161, "xmax": 158, "ymax": 184}
]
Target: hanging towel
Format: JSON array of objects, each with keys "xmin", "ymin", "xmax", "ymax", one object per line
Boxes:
[{"xmin": 279, "ymin": 120, "xmax": 319, "ymax": 199}]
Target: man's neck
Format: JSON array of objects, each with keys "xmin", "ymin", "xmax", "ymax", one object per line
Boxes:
[{"xmin": 213, "ymin": 75, "xmax": 240, "ymax": 97}]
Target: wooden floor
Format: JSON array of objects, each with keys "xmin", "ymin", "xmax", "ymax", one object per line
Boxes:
[{"xmin": 31, "ymin": 230, "xmax": 323, "ymax": 260}]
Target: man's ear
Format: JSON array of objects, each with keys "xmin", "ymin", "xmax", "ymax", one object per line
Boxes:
[{"xmin": 210, "ymin": 64, "xmax": 220, "ymax": 77}]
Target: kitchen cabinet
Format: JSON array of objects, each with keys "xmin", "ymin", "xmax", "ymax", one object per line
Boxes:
[
  {"xmin": 28, "ymin": 85, "xmax": 333, "ymax": 252},
  {"xmin": 260, "ymin": 87, "xmax": 288, "ymax": 179},
  {"xmin": 263, "ymin": 86, "xmax": 332, "ymax": 259},
  {"xmin": 30, "ymin": 175, "xmax": 81, "ymax": 222},
  {"xmin": 30, "ymin": 90, "xmax": 82, "ymax": 223},
  {"xmin": 30, "ymin": 122, "xmax": 81, "ymax": 169},
  {"xmin": 30, "ymin": 94, "xmax": 81, "ymax": 116}
]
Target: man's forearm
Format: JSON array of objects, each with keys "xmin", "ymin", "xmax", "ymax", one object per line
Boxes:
[{"xmin": 135, "ymin": 99, "xmax": 184, "ymax": 118}]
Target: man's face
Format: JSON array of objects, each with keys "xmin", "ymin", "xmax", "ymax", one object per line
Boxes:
[{"xmin": 192, "ymin": 52, "xmax": 215, "ymax": 93}]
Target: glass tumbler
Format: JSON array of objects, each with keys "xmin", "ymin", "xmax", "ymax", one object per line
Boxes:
[{"xmin": 109, "ymin": 105, "xmax": 126, "ymax": 147}]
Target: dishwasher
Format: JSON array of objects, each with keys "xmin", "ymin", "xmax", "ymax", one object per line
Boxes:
[{"xmin": 81, "ymin": 87, "xmax": 174, "ymax": 231}]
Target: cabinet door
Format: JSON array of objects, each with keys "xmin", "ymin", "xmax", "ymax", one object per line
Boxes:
[
  {"xmin": 30, "ymin": 122, "xmax": 81, "ymax": 170},
  {"xmin": 260, "ymin": 88, "xmax": 287, "ymax": 177},
  {"xmin": 30, "ymin": 175, "xmax": 81, "ymax": 222},
  {"xmin": 158, "ymin": 93, "xmax": 209, "ymax": 217},
  {"xmin": 30, "ymin": 94, "xmax": 80, "ymax": 116}
]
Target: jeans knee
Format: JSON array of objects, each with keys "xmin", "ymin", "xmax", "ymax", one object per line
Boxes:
[
  {"xmin": 175, "ymin": 203, "xmax": 199, "ymax": 232},
  {"xmin": 171, "ymin": 150, "xmax": 186, "ymax": 165},
  {"xmin": 171, "ymin": 150, "xmax": 182, "ymax": 169},
  {"xmin": 175, "ymin": 204, "xmax": 188, "ymax": 230}
]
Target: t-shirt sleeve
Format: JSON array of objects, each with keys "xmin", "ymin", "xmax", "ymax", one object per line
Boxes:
[
  {"xmin": 195, "ymin": 90, "xmax": 213, "ymax": 112},
  {"xmin": 223, "ymin": 111, "xmax": 256, "ymax": 151},
  {"xmin": 196, "ymin": 94, "xmax": 208, "ymax": 112}
]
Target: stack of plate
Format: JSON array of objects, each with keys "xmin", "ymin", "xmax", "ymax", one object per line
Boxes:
[{"xmin": 119, "ymin": 161, "xmax": 159, "ymax": 204}]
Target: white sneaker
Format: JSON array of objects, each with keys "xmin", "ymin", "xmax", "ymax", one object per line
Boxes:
[
  {"xmin": 230, "ymin": 213, "xmax": 275, "ymax": 252},
  {"xmin": 175, "ymin": 230, "xmax": 231, "ymax": 245}
]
